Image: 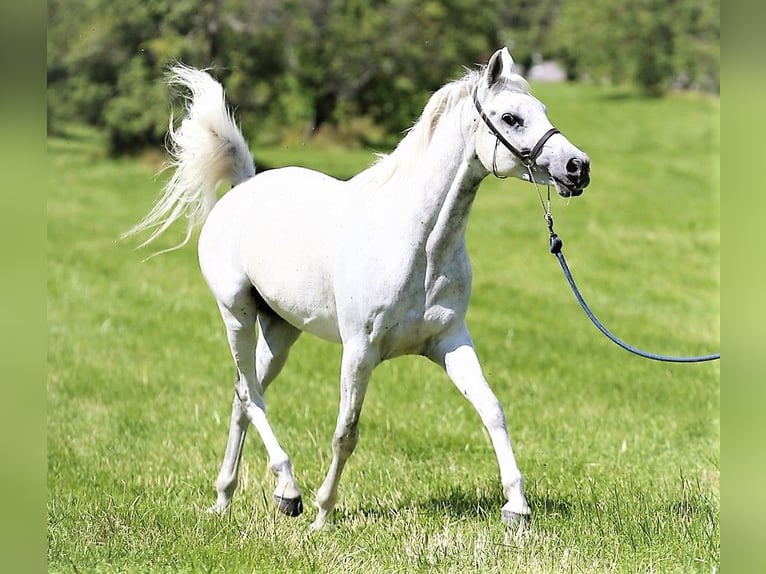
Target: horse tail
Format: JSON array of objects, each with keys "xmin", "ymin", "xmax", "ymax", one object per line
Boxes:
[{"xmin": 124, "ymin": 64, "xmax": 256, "ymax": 252}]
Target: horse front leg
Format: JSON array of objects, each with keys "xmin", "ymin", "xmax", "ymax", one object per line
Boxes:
[
  {"xmin": 311, "ymin": 341, "xmax": 380, "ymax": 530},
  {"xmin": 427, "ymin": 325, "xmax": 531, "ymax": 524}
]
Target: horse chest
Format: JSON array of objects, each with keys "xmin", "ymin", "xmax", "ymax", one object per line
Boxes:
[{"xmin": 362, "ymin": 261, "xmax": 471, "ymax": 358}]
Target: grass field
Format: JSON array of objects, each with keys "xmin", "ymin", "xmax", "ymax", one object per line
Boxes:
[{"xmin": 47, "ymin": 83, "xmax": 719, "ymax": 573}]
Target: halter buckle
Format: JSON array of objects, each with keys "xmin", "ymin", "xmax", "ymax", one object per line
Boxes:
[{"xmin": 520, "ymin": 154, "xmax": 534, "ymax": 167}]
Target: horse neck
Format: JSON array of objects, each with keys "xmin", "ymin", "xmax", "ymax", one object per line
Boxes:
[{"xmin": 403, "ymin": 100, "xmax": 486, "ymax": 265}]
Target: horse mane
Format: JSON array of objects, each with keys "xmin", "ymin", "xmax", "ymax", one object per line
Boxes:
[{"xmin": 357, "ymin": 67, "xmax": 530, "ymax": 186}]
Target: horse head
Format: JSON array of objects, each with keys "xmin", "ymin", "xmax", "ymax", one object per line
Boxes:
[{"xmin": 474, "ymin": 48, "xmax": 590, "ymax": 197}]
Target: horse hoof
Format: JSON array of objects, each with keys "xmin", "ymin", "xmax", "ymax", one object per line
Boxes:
[
  {"xmin": 273, "ymin": 494, "xmax": 303, "ymax": 517},
  {"xmin": 501, "ymin": 508, "xmax": 530, "ymax": 526}
]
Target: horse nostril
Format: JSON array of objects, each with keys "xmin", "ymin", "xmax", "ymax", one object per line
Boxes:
[{"xmin": 565, "ymin": 157, "xmax": 590, "ymax": 188}]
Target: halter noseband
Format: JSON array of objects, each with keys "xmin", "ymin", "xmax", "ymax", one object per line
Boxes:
[{"xmin": 472, "ymin": 86, "xmax": 560, "ymax": 169}]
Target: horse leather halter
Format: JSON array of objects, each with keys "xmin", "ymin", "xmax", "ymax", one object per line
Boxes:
[{"xmin": 472, "ymin": 86, "xmax": 560, "ymax": 172}]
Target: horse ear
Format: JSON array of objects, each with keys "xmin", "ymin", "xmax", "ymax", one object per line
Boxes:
[{"xmin": 485, "ymin": 47, "xmax": 515, "ymax": 88}]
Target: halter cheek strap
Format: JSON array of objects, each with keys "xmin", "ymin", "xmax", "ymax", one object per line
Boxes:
[{"xmin": 472, "ymin": 86, "xmax": 560, "ymax": 168}]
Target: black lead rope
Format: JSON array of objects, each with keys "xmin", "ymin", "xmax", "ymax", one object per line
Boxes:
[
  {"xmin": 473, "ymin": 86, "xmax": 719, "ymax": 363},
  {"xmin": 545, "ymin": 211, "xmax": 720, "ymax": 363}
]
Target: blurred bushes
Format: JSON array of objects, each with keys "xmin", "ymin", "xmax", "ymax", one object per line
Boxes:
[{"xmin": 47, "ymin": 0, "xmax": 719, "ymax": 155}]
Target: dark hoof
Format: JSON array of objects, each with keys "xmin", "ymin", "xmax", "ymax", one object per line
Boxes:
[
  {"xmin": 501, "ymin": 508, "xmax": 530, "ymax": 526},
  {"xmin": 273, "ymin": 494, "xmax": 303, "ymax": 517}
]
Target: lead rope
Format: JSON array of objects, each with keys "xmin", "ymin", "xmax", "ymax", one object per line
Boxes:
[{"xmin": 524, "ymin": 165, "xmax": 720, "ymax": 363}]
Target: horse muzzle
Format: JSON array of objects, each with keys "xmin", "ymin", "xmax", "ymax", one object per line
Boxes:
[
  {"xmin": 552, "ymin": 157, "xmax": 589, "ymax": 197},
  {"xmin": 552, "ymin": 176, "xmax": 587, "ymax": 197}
]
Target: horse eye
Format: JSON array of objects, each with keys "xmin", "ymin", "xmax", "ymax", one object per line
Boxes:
[{"xmin": 502, "ymin": 113, "xmax": 523, "ymax": 128}]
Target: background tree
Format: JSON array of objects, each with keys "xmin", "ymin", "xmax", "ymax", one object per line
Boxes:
[
  {"xmin": 551, "ymin": 0, "xmax": 718, "ymax": 94},
  {"xmin": 47, "ymin": 0, "xmax": 719, "ymax": 155}
]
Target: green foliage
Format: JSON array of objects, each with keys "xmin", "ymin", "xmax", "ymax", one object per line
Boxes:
[
  {"xmin": 495, "ymin": 0, "xmax": 560, "ymax": 69},
  {"xmin": 633, "ymin": 1, "xmax": 675, "ymax": 96},
  {"xmin": 551, "ymin": 0, "xmax": 719, "ymax": 95},
  {"xmin": 48, "ymin": 84, "xmax": 718, "ymax": 572},
  {"xmin": 103, "ymin": 59, "xmax": 169, "ymax": 154},
  {"xmin": 47, "ymin": 0, "xmax": 719, "ymax": 154}
]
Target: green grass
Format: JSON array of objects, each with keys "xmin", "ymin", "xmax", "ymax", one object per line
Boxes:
[{"xmin": 48, "ymin": 84, "xmax": 719, "ymax": 573}]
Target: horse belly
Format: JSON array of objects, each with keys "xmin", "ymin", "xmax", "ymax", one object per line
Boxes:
[{"xmin": 237, "ymin": 169, "xmax": 344, "ymax": 342}]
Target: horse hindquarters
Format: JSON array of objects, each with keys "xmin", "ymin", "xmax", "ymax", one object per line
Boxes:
[{"xmin": 234, "ymin": 169, "xmax": 347, "ymax": 344}]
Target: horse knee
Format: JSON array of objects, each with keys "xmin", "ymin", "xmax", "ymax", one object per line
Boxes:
[{"xmin": 332, "ymin": 425, "xmax": 359, "ymax": 458}]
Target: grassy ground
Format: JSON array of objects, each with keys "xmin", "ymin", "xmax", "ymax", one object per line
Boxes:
[{"xmin": 48, "ymin": 83, "xmax": 719, "ymax": 573}]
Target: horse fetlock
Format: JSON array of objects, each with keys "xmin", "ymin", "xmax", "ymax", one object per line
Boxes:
[
  {"xmin": 207, "ymin": 491, "xmax": 233, "ymax": 514},
  {"xmin": 214, "ymin": 472, "xmax": 238, "ymax": 497},
  {"xmin": 500, "ymin": 476, "xmax": 531, "ymax": 525},
  {"xmin": 502, "ymin": 477, "xmax": 530, "ymax": 516},
  {"xmin": 314, "ymin": 481, "xmax": 338, "ymax": 516},
  {"xmin": 268, "ymin": 457, "xmax": 300, "ymax": 497},
  {"xmin": 268, "ymin": 456, "xmax": 292, "ymax": 477},
  {"xmin": 310, "ymin": 506, "xmax": 336, "ymax": 531}
]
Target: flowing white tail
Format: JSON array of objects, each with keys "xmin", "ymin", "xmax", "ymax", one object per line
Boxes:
[{"xmin": 124, "ymin": 64, "xmax": 255, "ymax": 251}]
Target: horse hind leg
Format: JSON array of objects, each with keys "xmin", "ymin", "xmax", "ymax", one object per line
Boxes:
[
  {"xmin": 208, "ymin": 376, "xmax": 248, "ymax": 513},
  {"xmin": 254, "ymin": 307, "xmax": 302, "ymax": 515},
  {"xmin": 209, "ymin": 291, "xmax": 302, "ymax": 516}
]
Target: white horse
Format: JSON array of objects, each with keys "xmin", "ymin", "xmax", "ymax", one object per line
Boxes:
[{"xmin": 127, "ymin": 47, "xmax": 590, "ymax": 529}]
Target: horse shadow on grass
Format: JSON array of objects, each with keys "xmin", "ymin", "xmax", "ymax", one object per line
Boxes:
[{"xmin": 354, "ymin": 484, "xmax": 573, "ymax": 523}]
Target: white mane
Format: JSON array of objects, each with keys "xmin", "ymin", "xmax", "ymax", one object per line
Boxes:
[{"xmin": 357, "ymin": 68, "xmax": 530, "ymax": 187}]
